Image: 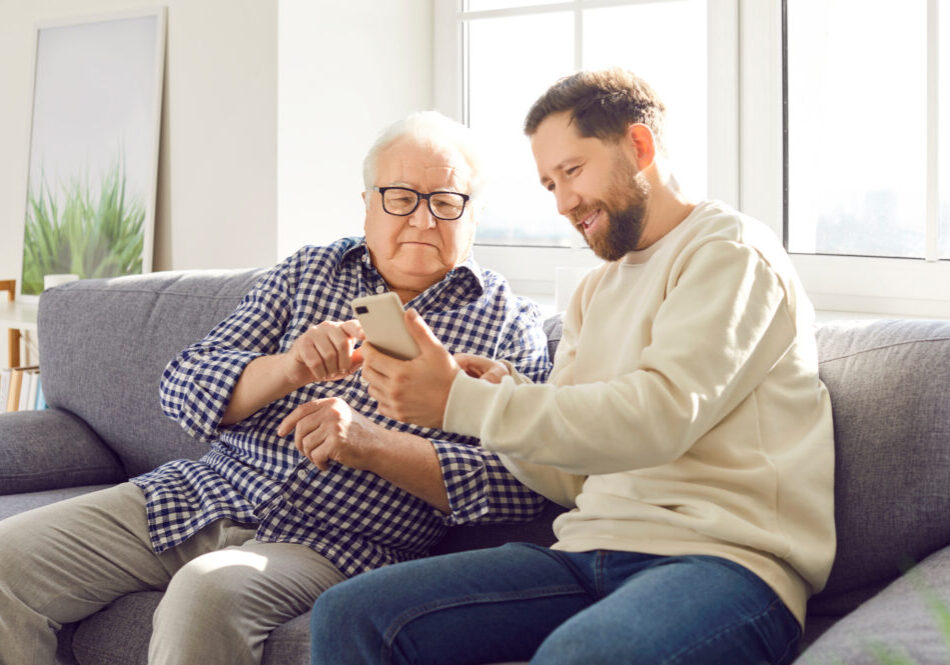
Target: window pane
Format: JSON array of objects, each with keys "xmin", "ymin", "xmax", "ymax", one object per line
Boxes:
[
  {"xmin": 466, "ymin": 0, "xmax": 557, "ymax": 11},
  {"xmin": 787, "ymin": 0, "xmax": 927, "ymax": 258},
  {"xmin": 583, "ymin": 1, "xmax": 707, "ymax": 198},
  {"xmin": 941, "ymin": 1, "xmax": 950, "ymax": 259},
  {"xmin": 467, "ymin": 12, "xmax": 575, "ymax": 246}
]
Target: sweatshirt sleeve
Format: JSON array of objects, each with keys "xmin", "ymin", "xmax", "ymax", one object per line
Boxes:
[
  {"xmin": 493, "ymin": 296, "xmax": 552, "ymax": 384},
  {"xmin": 443, "ymin": 240, "xmax": 796, "ymax": 475}
]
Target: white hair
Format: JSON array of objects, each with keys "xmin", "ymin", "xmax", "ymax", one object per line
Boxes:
[{"xmin": 362, "ymin": 111, "xmax": 486, "ymax": 202}]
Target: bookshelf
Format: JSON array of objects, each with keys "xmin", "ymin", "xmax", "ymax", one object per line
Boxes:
[{"xmin": 0, "ymin": 281, "xmax": 38, "ymax": 369}]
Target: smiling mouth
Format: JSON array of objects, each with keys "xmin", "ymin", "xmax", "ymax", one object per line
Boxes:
[{"xmin": 576, "ymin": 209, "xmax": 601, "ymax": 234}]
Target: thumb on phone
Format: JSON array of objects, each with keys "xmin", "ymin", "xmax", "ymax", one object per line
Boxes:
[{"xmin": 404, "ymin": 308, "xmax": 445, "ymax": 355}]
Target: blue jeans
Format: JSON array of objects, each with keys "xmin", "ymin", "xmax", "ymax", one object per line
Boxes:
[{"xmin": 310, "ymin": 543, "xmax": 801, "ymax": 665}]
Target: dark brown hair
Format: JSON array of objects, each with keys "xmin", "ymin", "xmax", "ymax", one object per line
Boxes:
[{"xmin": 523, "ymin": 68, "xmax": 666, "ymax": 150}]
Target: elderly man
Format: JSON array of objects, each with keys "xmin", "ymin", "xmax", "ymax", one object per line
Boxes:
[
  {"xmin": 310, "ymin": 69, "xmax": 835, "ymax": 665},
  {"xmin": 0, "ymin": 111, "xmax": 550, "ymax": 665}
]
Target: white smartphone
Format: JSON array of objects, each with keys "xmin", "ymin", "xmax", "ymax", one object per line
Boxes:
[{"xmin": 351, "ymin": 292, "xmax": 420, "ymax": 360}]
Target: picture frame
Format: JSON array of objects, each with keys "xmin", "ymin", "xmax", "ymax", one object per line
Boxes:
[{"xmin": 18, "ymin": 7, "xmax": 167, "ymax": 298}]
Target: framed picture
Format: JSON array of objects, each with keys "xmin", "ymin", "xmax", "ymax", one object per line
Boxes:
[{"xmin": 19, "ymin": 7, "xmax": 166, "ymax": 297}]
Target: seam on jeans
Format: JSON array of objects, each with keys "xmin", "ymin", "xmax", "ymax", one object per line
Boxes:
[
  {"xmin": 380, "ymin": 585, "xmax": 585, "ymax": 665},
  {"xmin": 663, "ymin": 598, "xmax": 797, "ymax": 665}
]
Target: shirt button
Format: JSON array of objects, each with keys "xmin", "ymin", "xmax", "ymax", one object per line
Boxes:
[
  {"xmin": 298, "ymin": 468, "xmax": 309, "ymax": 480},
  {"xmin": 375, "ymin": 285, "xmax": 385, "ymax": 294}
]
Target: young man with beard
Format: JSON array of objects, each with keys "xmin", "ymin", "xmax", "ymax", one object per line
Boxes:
[{"xmin": 308, "ymin": 68, "xmax": 835, "ymax": 665}]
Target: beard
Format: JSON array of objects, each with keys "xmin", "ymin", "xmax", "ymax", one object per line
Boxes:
[{"xmin": 574, "ymin": 151, "xmax": 651, "ymax": 261}]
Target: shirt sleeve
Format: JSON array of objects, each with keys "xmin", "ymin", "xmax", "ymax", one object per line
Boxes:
[
  {"xmin": 430, "ymin": 440, "xmax": 548, "ymax": 526},
  {"xmin": 159, "ymin": 257, "xmax": 298, "ymax": 443},
  {"xmin": 494, "ymin": 296, "xmax": 553, "ymax": 384},
  {"xmin": 426, "ymin": 290, "xmax": 553, "ymax": 525},
  {"xmin": 444, "ymin": 240, "xmax": 797, "ymax": 476}
]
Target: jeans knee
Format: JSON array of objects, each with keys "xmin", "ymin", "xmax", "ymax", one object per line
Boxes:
[{"xmin": 311, "ymin": 579, "xmax": 390, "ymax": 665}]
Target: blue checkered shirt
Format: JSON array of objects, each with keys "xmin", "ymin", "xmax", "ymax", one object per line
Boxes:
[{"xmin": 133, "ymin": 237, "xmax": 551, "ymax": 577}]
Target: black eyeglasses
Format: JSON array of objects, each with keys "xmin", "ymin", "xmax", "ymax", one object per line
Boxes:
[{"xmin": 372, "ymin": 186, "xmax": 471, "ymax": 221}]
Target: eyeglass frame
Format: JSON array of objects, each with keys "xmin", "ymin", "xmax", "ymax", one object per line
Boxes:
[{"xmin": 371, "ymin": 186, "xmax": 472, "ymax": 221}]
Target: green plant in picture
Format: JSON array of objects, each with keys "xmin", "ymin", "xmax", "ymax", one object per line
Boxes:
[{"xmin": 21, "ymin": 162, "xmax": 145, "ymax": 295}]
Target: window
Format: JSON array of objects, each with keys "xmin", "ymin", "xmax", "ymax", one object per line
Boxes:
[
  {"xmin": 786, "ymin": 0, "xmax": 944, "ymax": 260},
  {"xmin": 437, "ymin": 1, "xmax": 950, "ymax": 316},
  {"xmin": 435, "ymin": 0, "xmax": 736, "ymax": 302},
  {"xmin": 780, "ymin": 0, "xmax": 950, "ymax": 316},
  {"xmin": 463, "ymin": 0, "xmax": 709, "ymax": 248}
]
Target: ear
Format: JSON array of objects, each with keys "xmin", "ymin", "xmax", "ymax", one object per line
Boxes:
[{"xmin": 625, "ymin": 123, "xmax": 657, "ymax": 171}]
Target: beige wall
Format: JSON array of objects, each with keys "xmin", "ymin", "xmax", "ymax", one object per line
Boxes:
[
  {"xmin": 278, "ymin": 0, "xmax": 434, "ymax": 257},
  {"xmin": 0, "ymin": 0, "xmax": 278, "ymax": 289},
  {"xmin": 0, "ymin": 0, "xmax": 436, "ymax": 366}
]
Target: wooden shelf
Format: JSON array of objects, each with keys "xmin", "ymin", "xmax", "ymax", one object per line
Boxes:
[
  {"xmin": 0, "ymin": 281, "xmax": 38, "ymax": 369},
  {"xmin": 0, "ymin": 300, "xmax": 38, "ymax": 331}
]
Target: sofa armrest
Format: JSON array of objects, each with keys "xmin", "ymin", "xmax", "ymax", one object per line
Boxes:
[{"xmin": 0, "ymin": 408, "xmax": 125, "ymax": 495}]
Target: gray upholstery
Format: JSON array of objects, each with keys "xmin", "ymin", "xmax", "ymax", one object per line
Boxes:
[
  {"xmin": 0, "ymin": 409, "xmax": 122, "ymax": 494},
  {"xmin": 810, "ymin": 320, "xmax": 950, "ymax": 618},
  {"xmin": 38, "ymin": 269, "xmax": 266, "ymax": 476},
  {"xmin": 798, "ymin": 546, "xmax": 950, "ymax": 664},
  {"xmin": 0, "ymin": 269, "xmax": 948, "ymax": 664}
]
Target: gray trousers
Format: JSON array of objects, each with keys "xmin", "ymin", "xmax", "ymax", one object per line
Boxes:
[{"xmin": 0, "ymin": 482, "xmax": 346, "ymax": 665}]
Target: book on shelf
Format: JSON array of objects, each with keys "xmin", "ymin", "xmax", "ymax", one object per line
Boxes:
[
  {"xmin": 34, "ymin": 374, "xmax": 46, "ymax": 410},
  {"xmin": 0, "ymin": 368, "xmax": 10, "ymax": 411},
  {"xmin": 21, "ymin": 368, "xmax": 40, "ymax": 411},
  {"xmin": 3, "ymin": 365, "xmax": 40, "ymax": 413}
]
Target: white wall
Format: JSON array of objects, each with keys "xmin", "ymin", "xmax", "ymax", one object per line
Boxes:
[
  {"xmin": 0, "ymin": 0, "xmax": 278, "ymax": 286},
  {"xmin": 1, "ymin": 0, "xmax": 435, "ymax": 364},
  {"xmin": 277, "ymin": 0, "xmax": 434, "ymax": 259}
]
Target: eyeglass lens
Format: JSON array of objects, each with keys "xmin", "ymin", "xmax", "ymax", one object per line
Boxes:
[{"xmin": 382, "ymin": 188, "xmax": 466, "ymax": 220}]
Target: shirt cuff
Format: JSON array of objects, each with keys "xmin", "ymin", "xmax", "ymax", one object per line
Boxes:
[{"xmin": 430, "ymin": 439, "xmax": 493, "ymax": 524}]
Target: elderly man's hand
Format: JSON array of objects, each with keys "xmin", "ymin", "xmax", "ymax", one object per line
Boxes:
[
  {"xmin": 361, "ymin": 309, "xmax": 460, "ymax": 429},
  {"xmin": 277, "ymin": 397, "xmax": 383, "ymax": 471},
  {"xmin": 283, "ymin": 320, "xmax": 365, "ymax": 386},
  {"xmin": 454, "ymin": 353, "xmax": 510, "ymax": 384}
]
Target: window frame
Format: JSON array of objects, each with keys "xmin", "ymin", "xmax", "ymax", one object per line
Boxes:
[
  {"xmin": 435, "ymin": 0, "xmax": 950, "ymax": 317},
  {"xmin": 751, "ymin": 0, "xmax": 950, "ymax": 318}
]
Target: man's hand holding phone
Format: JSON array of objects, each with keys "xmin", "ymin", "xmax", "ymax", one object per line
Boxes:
[
  {"xmin": 357, "ymin": 306, "xmax": 460, "ymax": 430},
  {"xmin": 352, "ymin": 293, "xmax": 510, "ymax": 429}
]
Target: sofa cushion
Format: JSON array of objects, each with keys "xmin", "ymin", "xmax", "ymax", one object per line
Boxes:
[
  {"xmin": 0, "ymin": 484, "xmax": 114, "ymax": 522},
  {"xmin": 38, "ymin": 269, "xmax": 266, "ymax": 476},
  {"xmin": 0, "ymin": 409, "xmax": 123, "ymax": 494},
  {"xmin": 71, "ymin": 591, "xmax": 311, "ymax": 665},
  {"xmin": 810, "ymin": 319, "xmax": 950, "ymax": 616},
  {"xmin": 797, "ymin": 545, "xmax": 950, "ymax": 665}
]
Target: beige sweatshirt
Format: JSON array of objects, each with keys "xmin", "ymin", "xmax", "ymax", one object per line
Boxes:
[{"xmin": 445, "ymin": 201, "xmax": 835, "ymax": 626}]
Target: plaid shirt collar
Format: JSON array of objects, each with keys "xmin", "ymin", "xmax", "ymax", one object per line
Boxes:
[{"xmin": 339, "ymin": 239, "xmax": 485, "ymax": 299}]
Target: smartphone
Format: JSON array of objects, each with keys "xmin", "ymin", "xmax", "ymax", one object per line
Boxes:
[{"xmin": 351, "ymin": 292, "xmax": 420, "ymax": 360}]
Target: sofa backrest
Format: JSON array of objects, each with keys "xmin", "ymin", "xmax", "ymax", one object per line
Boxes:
[
  {"xmin": 494, "ymin": 315, "xmax": 950, "ymax": 619},
  {"xmin": 38, "ymin": 269, "xmax": 266, "ymax": 476},
  {"xmin": 809, "ymin": 319, "xmax": 950, "ymax": 616},
  {"xmin": 37, "ymin": 272, "xmax": 950, "ymax": 618}
]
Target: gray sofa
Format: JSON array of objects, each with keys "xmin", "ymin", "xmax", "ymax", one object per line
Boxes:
[{"xmin": 0, "ymin": 269, "xmax": 948, "ymax": 665}]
